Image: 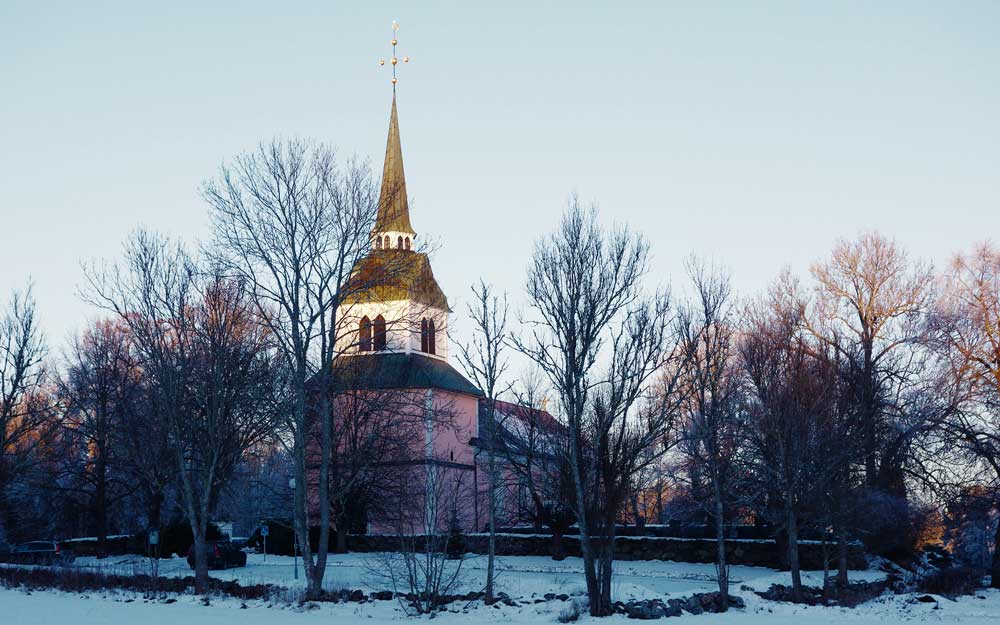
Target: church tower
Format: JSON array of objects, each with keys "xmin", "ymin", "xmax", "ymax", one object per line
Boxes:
[{"xmin": 337, "ymin": 29, "xmax": 452, "ymax": 362}]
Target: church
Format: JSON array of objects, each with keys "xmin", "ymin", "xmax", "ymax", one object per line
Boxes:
[{"xmin": 321, "ymin": 53, "xmax": 556, "ymax": 536}]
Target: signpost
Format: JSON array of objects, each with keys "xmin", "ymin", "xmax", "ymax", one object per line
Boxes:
[
  {"xmin": 260, "ymin": 524, "xmax": 269, "ymax": 563},
  {"xmin": 148, "ymin": 529, "xmax": 160, "ymax": 579}
]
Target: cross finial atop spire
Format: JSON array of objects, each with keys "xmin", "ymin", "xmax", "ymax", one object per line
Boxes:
[{"xmin": 379, "ymin": 20, "xmax": 410, "ymax": 93}]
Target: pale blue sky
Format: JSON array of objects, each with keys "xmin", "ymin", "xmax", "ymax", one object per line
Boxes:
[{"xmin": 2, "ymin": 2, "xmax": 998, "ymax": 348}]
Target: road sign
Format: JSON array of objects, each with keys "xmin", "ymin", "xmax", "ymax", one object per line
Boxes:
[
  {"xmin": 260, "ymin": 525, "xmax": 269, "ymax": 537},
  {"xmin": 148, "ymin": 530, "xmax": 159, "ymax": 545}
]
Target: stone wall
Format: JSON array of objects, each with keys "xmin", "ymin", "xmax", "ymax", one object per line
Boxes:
[{"xmin": 348, "ymin": 533, "xmax": 866, "ymax": 569}]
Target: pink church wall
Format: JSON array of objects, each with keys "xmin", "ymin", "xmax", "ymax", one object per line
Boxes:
[{"xmin": 308, "ymin": 385, "xmax": 483, "ymax": 536}]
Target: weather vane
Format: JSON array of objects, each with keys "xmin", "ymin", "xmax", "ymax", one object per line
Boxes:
[{"xmin": 379, "ymin": 20, "xmax": 410, "ymax": 92}]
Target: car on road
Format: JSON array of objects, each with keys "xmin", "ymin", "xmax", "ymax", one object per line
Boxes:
[
  {"xmin": 6, "ymin": 541, "xmax": 75, "ymax": 565},
  {"xmin": 186, "ymin": 540, "xmax": 247, "ymax": 570}
]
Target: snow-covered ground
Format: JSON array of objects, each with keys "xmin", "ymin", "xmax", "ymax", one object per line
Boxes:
[
  {"xmin": 68, "ymin": 552, "xmax": 886, "ymax": 600},
  {"xmin": 3, "ymin": 585, "xmax": 1000, "ymax": 625},
  {"xmin": 4, "ymin": 553, "xmax": 998, "ymax": 624}
]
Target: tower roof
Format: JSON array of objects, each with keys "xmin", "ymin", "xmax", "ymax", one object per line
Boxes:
[
  {"xmin": 344, "ymin": 250, "xmax": 448, "ymax": 310},
  {"xmin": 375, "ymin": 95, "xmax": 415, "ymax": 236}
]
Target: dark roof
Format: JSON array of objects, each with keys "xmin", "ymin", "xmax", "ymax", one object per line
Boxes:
[
  {"xmin": 331, "ymin": 353, "xmax": 482, "ymax": 397},
  {"xmin": 475, "ymin": 399, "xmax": 564, "ymax": 453}
]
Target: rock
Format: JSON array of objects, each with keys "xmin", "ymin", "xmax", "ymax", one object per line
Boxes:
[
  {"xmin": 695, "ymin": 593, "xmax": 713, "ymax": 612},
  {"xmin": 373, "ymin": 590, "xmax": 394, "ymax": 601},
  {"xmin": 916, "ymin": 595, "xmax": 938, "ymax": 603},
  {"xmin": 544, "ymin": 593, "xmax": 557, "ymax": 601},
  {"xmin": 663, "ymin": 603, "xmax": 682, "ymax": 617},
  {"xmin": 625, "ymin": 600, "xmax": 666, "ymax": 619},
  {"xmin": 683, "ymin": 596, "xmax": 704, "ymax": 615},
  {"xmin": 348, "ymin": 590, "xmax": 365, "ymax": 602},
  {"xmin": 728, "ymin": 595, "xmax": 746, "ymax": 610},
  {"xmin": 556, "ymin": 594, "xmax": 570, "ymax": 601}
]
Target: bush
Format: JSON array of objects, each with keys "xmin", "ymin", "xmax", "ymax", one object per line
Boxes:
[
  {"xmin": 558, "ymin": 599, "xmax": 582, "ymax": 623},
  {"xmin": 445, "ymin": 512, "xmax": 465, "ymax": 560},
  {"xmin": 0, "ymin": 563, "xmax": 273, "ymax": 599},
  {"xmin": 917, "ymin": 565, "xmax": 985, "ymax": 598}
]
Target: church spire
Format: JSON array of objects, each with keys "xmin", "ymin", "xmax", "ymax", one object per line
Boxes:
[
  {"xmin": 375, "ymin": 94, "xmax": 415, "ymax": 237},
  {"xmin": 375, "ymin": 21, "xmax": 415, "ymax": 241}
]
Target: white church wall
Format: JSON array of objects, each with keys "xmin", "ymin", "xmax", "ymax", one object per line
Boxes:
[{"xmin": 336, "ymin": 299, "xmax": 449, "ymax": 359}]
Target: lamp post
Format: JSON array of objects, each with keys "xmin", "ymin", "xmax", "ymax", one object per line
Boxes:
[{"xmin": 289, "ymin": 477, "xmax": 298, "ymax": 581}]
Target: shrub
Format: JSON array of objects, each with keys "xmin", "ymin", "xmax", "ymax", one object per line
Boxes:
[
  {"xmin": 558, "ymin": 599, "xmax": 581, "ymax": 623},
  {"xmin": 917, "ymin": 565, "xmax": 985, "ymax": 598},
  {"xmin": 445, "ymin": 512, "xmax": 465, "ymax": 560},
  {"xmin": 0, "ymin": 564, "xmax": 273, "ymax": 600}
]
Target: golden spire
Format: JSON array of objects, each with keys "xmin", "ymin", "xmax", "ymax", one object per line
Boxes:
[{"xmin": 375, "ymin": 21, "xmax": 415, "ymax": 237}]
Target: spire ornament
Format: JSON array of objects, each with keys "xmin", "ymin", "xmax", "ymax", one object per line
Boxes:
[{"xmin": 379, "ymin": 20, "xmax": 410, "ymax": 92}]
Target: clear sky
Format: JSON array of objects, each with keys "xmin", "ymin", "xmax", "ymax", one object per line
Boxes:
[{"xmin": 2, "ymin": 1, "xmax": 999, "ymax": 350}]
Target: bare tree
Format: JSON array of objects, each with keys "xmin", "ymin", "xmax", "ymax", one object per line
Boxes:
[
  {"xmin": 675, "ymin": 259, "xmax": 744, "ymax": 611},
  {"xmin": 58, "ymin": 319, "xmax": 141, "ymax": 557},
  {"xmin": 809, "ymin": 233, "xmax": 933, "ymax": 495},
  {"xmin": 741, "ymin": 281, "xmax": 843, "ymax": 602},
  {"xmin": 0, "ymin": 285, "xmax": 57, "ymax": 547},
  {"xmin": 369, "ymin": 459, "xmax": 470, "ymax": 616},
  {"xmin": 456, "ymin": 280, "xmax": 510, "ymax": 603},
  {"xmin": 203, "ymin": 139, "xmax": 404, "ymax": 598},
  {"xmin": 504, "ymin": 371, "xmax": 577, "ymax": 560},
  {"xmin": 85, "ymin": 231, "xmax": 280, "ymax": 592},
  {"xmin": 323, "ymin": 365, "xmax": 447, "ymax": 554},
  {"xmin": 515, "ymin": 198, "xmax": 686, "ymax": 616},
  {"xmin": 930, "ymin": 242, "xmax": 1000, "ymax": 587}
]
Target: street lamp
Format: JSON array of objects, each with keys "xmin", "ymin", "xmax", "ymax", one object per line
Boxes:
[{"xmin": 289, "ymin": 477, "xmax": 298, "ymax": 581}]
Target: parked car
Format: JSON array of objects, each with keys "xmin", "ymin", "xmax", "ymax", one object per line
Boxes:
[
  {"xmin": 7, "ymin": 541, "xmax": 75, "ymax": 565},
  {"xmin": 186, "ymin": 540, "xmax": 247, "ymax": 570}
]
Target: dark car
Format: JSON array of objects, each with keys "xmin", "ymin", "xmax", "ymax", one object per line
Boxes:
[
  {"xmin": 186, "ymin": 540, "xmax": 247, "ymax": 570},
  {"xmin": 8, "ymin": 541, "xmax": 75, "ymax": 565}
]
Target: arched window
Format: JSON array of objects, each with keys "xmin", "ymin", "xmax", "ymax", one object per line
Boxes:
[
  {"xmin": 397, "ymin": 236, "xmax": 403, "ymax": 249},
  {"xmin": 428, "ymin": 319, "xmax": 436, "ymax": 355},
  {"xmin": 404, "ymin": 237, "xmax": 411, "ymax": 250},
  {"xmin": 420, "ymin": 318, "xmax": 429, "ymax": 353},
  {"xmin": 358, "ymin": 317, "xmax": 372, "ymax": 351},
  {"xmin": 384, "ymin": 235, "xmax": 390, "ymax": 249},
  {"xmin": 376, "ymin": 237, "xmax": 382, "ymax": 250},
  {"xmin": 373, "ymin": 315, "xmax": 387, "ymax": 351}
]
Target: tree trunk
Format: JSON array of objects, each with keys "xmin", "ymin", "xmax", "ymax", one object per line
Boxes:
[
  {"xmin": 335, "ymin": 521, "xmax": 348, "ymax": 554},
  {"xmin": 596, "ymin": 514, "xmax": 616, "ymax": 616},
  {"xmin": 567, "ymin": 429, "xmax": 600, "ymax": 616},
  {"xmin": 821, "ymin": 536, "xmax": 831, "ymax": 603},
  {"xmin": 310, "ymin": 388, "xmax": 333, "ymax": 599},
  {"xmin": 713, "ymin": 480, "xmax": 729, "ymax": 612},
  {"xmin": 192, "ymin": 524, "xmax": 209, "ymax": 594},
  {"xmin": 836, "ymin": 524, "xmax": 849, "ymax": 588},
  {"xmin": 991, "ymin": 514, "xmax": 1000, "ymax": 589},
  {"xmin": 485, "ymin": 446, "xmax": 496, "ymax": 603},
  {"xmin": 862, "ymin": 345, "xmax": 878, "ymax": 489},
  {"xmin": 786, "ymin": 499, "xmax": 802, "ymax": 602},
  {"xmin": 95, "ymin": 456, "xmax": 108, "ymax": 559},
  {"xmin": 550, "ymin": 529, "xmax": 565, "ymax": 561}
]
